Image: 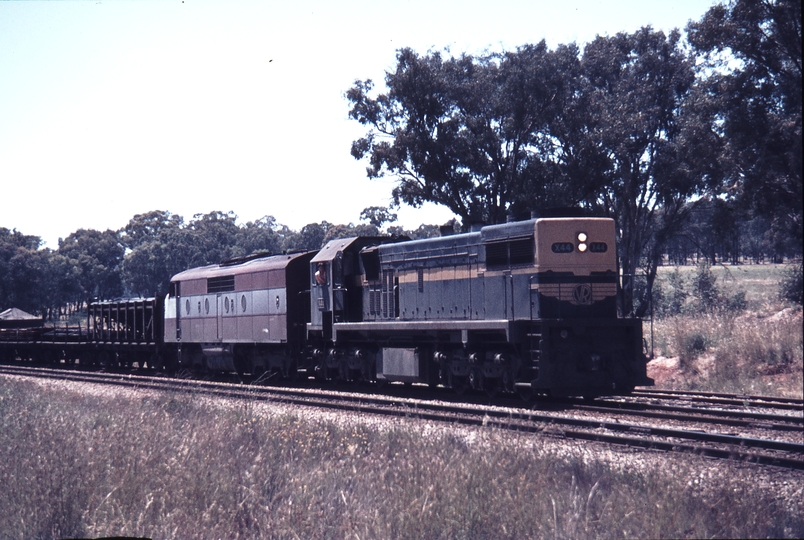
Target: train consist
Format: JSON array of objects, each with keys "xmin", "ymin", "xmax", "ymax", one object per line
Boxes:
[{"xmin": 0, "ymin": 216, "xmax": 653, "ymax": 397}]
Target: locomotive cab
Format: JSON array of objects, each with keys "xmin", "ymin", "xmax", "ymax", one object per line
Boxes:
[{"xmin": 308, "ymin": 237, "xmax": 391, "ymax": 340}]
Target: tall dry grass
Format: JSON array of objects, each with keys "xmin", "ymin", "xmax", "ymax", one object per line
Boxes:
[
  {"xmin": 0, "ymin": 377, "xmax": 801, "ymax": 539},
  {"xmin": 649, "ymin": 309, "xmax": 803, "ymax": 396}
]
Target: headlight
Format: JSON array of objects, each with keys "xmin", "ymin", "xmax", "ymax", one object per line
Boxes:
[{"xmin": 577, "ymin": 232, "xmax": 588, "ymax": 252}]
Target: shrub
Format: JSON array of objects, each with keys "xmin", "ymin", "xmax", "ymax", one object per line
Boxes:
[
  {"xmin": 726, "ymin": 290, "xmax": 748, "ymax": 312},
  {"xmin": 650, "ymin": 267, "xmax": 687, "ymax": 318},
  {"xmin": 678, "ymin": 331, "xmax": 708, "ymax": 372},
  {"xmin": 683, "ymin": 332, "xmax": 708, "ymax": 354},
  {"xmin": 667, "ymin": 316, "xmax": 713, "ymax": 372},
  {"xmin": 779, "ymin": 260, "xmax": 803, "ymax": 305},
  {"xmin": 664, "ymin": 267, "xmax": 688, "ymax": 316},
  {"xmin": 691, "ymin": 260, "xmax": 721, "ymax": 312}
]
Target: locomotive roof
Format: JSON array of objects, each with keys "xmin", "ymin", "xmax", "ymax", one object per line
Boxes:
[
  {"xmin": 170, "ymin": 251, "xmax": 311, "ymax": 282},
  {"xmin": 481, "ymin": 217, "xmax": 614, "ymax": 242},
  {"xmin": 480, "ymin": 219, "xmax": 538, "ymax": 242},
  {"xmin": 379, "ymin": 230, "xmax": 481, "ymax": 256},
  {"xmin": 379, "ymin": 217, "xmax": 615, "ymax": 257},
  {"xmin": 379, "ymin": 219, "xmax": 539, "ymax": 254}
]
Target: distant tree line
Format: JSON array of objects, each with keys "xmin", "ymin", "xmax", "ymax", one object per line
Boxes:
[
  {"xmin": 0, "ymin": 200, "xmax": 793, "ymax": 320},
  {"xmin": 663, "ymin": 199, "xmax": 800, "ymax": 266},
  {"xmin": 0, "ymin": 209, "xmax": 448, "ymax": 319},
  {"xmin": 347, "ymin": 0, "xmax": 801, "ymax": 315}
]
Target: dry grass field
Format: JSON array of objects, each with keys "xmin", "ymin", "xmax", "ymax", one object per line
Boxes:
[{"xmin": 0, "ymin": 374, "xmax": 802, "ymax": 539}]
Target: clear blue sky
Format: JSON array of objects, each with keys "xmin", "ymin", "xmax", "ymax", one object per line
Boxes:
[{"xmin": 0, "ymin": 0, "xmax": 718, "ymax": 248}]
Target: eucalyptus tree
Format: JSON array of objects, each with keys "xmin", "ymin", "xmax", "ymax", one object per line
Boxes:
[
  {"xmin": 119, "ymin": 211, "xmax": 190, "ymax": 297},
  {"xmin": 348, "ymin": 32, "xmax": 722, "ymax": 316},
  {"xmin": 58, "ymin": 228, "xmax": 125, "ymax": 301},
  {"xmin": 359, "ymin": 206, "xmax": 398, "ymax": 230},
  {"xmin": 185, "ymin": 211, "xmax": 241, "ymax": 267},
  {"xmin": 121, "ymin": 210, "xmax": 252, "ymax": 297},
  {"xmin": 687, "ymin": 0, "xmax": 802, "ymax": 245},
  {"xmin": 119, "ymin": 210, "xmax": 185, "ymax": 251},
  {"xmin": 40, "ymin": 251, "xmax": 83, "ymax": 318},
  {"xmin": 235, "ymin": 215, "xmax": 289, "ymax": 256},
  {"xmin": 347, "ymin": 43, "xmax": 583, "ymax": 226},
  {"xmin": 283, "ymin": 222, "xmax": 332, "ymax": 252},
  {"xmin": 0, "ymin": 228, "xmax": 38, "ymax": 311},
  {"xmin": 575, "ymin": 28, "xmax": 723, "ymax": 315}
]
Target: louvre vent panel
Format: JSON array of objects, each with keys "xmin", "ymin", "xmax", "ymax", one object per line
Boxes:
[{"xmin": 207, "ymin": 275, "xmax": 235, "ymax": 293}]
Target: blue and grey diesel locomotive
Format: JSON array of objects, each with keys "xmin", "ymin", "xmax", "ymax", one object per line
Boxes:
[
  {"xmin": 0, "ymin": 216, "xmax": 653, "ymax": 397},
  {"xmin": 303, "ymin": 217, "xmax": 651, "ymax": 396}
]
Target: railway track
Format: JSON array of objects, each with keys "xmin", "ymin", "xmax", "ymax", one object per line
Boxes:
[
  {"xmin": 2, "ymin": 364, "xmax": 803, "ymax": 470},
  {"xmin": 633, "ymin": 387, "xmax": 804, "ymax": 411},
  {"xmin": 587, "ymin": 396, "xmax": 803, "ymax": 432},
  {"xmin": 574, "ymin": 401, "xmax": 804, "ymax": 435}
]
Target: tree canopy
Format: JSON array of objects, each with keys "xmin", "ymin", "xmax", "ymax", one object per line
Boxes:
[
  {"xmin": 0, "ymin": 206, "xmax": 442, "ymax": 317},
  {"xmin": 687, "ymin": 0, "xmax": 802, "ymax": 243},
  {"xmin": 577, "ymin": 28, "xmax": 723, "ymax": 314},
  {"xmin": 348, "ymin": 42, "xmax": 583, "ymax": 225}
]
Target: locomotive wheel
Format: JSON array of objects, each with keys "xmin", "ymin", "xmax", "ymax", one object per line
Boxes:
[
  {"xmin": 338, "ymin": 361, "xmax": 349, "ymax": 382},
  {"xmin": 517, "ymin": 385, "xmax": 533, "ymax": 401},
  {"xmin": 361, "ymin": 363, "xmax": 373, "ymax": 383},
  {"xmin": 468, "ymin": 369, "xmax": 481, "ymax": 391},
  {"xmin": 502, "ymin": 369, "xmax": 516, "ymax": 393},
  {"xmin": 315, "ymin": 364, "xmax": 331, "ymax": 382},
  {"xmin": 484, "ymin": 377, "xmax": 500, "ymax": 398},
  {"xmin": 448, "ymin": 372, "xmax": 468, "ymax": 395}
]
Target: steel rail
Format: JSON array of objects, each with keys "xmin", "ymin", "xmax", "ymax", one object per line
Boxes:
[
  {"xmin": 586, "ymin": 399, "xmax": 803, "ymax": 431},
  {"xmin": 632, "ymin": 389, "xmax": 804, "ymax": 411},
  {"xmin": 635, "ymin": 387, "xmax": 804, "ymax": 404}
]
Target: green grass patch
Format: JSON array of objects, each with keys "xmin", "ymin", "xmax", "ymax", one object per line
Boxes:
[{"xmin": 653, "ymin": 262, "xmax": 791, "ymax": 313}]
